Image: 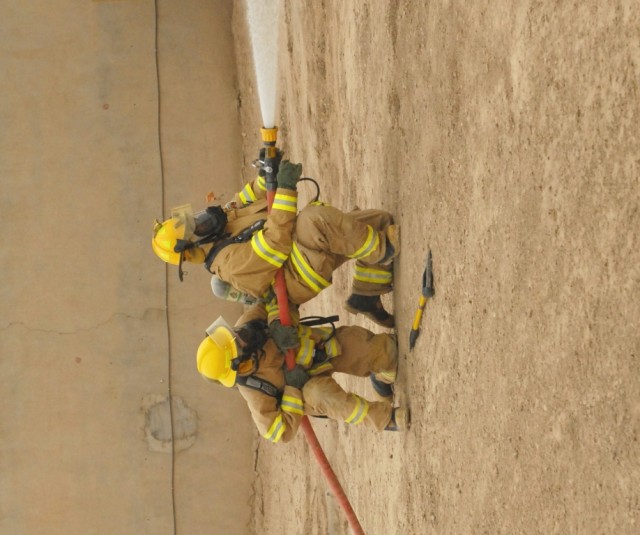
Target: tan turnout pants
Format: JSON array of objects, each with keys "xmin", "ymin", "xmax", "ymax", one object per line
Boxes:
[
  {"xmin": 285, "ymin": 203, "xmax": 395, "ymax": 304},
  {"xmin": 302, "ymin": 325, "xmax": 398, "ymax": 431}
]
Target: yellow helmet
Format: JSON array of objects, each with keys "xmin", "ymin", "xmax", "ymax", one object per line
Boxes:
[
  {"xmin": 152, "ymin": 204, "xmax": 227, "ymax": 270},
  {"xmin": 196, "ymin": 317, "xmax": 239, "ymax": 387},
  {"xmin": 152, "ymin": 204, "xmax": 196, "ymax": 266},
  {"xmin": 152, "ymin": 218, "xmax": 183, "ymax": 266}
]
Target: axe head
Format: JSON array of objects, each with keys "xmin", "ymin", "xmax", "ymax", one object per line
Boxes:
[{"xmin": 421, "ymin": 249, "xmax": 435, "ymax": 297}]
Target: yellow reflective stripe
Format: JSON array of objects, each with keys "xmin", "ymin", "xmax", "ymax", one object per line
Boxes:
[
  {"xmin": 272, "ymin": 193, "xmax": 297, "ymax": 213},
  {"xmin": 264, "ymin": 414, "xmax": 285, "ymax": 443},
  {"xmin": 239, "ymin": 183, "xmax": 258, "ymax": 205},
  {"xmin": 315, "ymin": 327, "xmax": 340, "ymax": 357},
  {"xmin": 348, "ymin": 225, "xmax": 379, "ymax": 260},
  {"xmin": 251, "ymin": 230, "xmax": 288, "ymax": 268},
  {"xmin": 295, "ymin": 336, "xmax": 314, "ymax": 367},
  {"xmin": 345, "ymin": 395, "xmax": 369, "ymax": 425},
  {"xmin": 378, "ymin": 370, "xmax": 397, "ymax": 383},
  {"xmin": 256, "ymin": 175, "xmax": 267, "ymax": 191},
  {"xmin": 281, "ymin": 395, "xmax": 304, "ymax": 415},
  {"xmin": 265, "ymin": 295, "xmax": 279, "ymax": 322},
  {"xmin": 309, "ymin": 362, "xmax": 333, "ymax": 376},
  {"xmin": 298, "ymin": 325, "xmax": 312, "ymax": 338},
  {"xmin": 291, "ymin": 242, "xmax": 331, "ymax": 293},
  {"xmin": 325, "ymin": 337, "xmax": 339, "ymax": 357},
  {"xmin": 354, "ymin": 266, "xmax": 393, "ymax": 284},
  {"xmin": 267, "ymin": 307, "xmax": 281, "ymax": 325},
  {"xmin": 262, "ymin": 289, "xmax": 280, "ymax": 323},
  {"xmin": 265, "ymin": 298, "xmax": 278, "ymax": 316}
]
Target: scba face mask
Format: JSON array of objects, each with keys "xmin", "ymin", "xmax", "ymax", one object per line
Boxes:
[
  {"xmin": 193, "ymin": 206, "xmax": 228, "ymax": 240},
  {"xmin": 167, "ymin": 204, "xmax": 229, "ymax": 281}
]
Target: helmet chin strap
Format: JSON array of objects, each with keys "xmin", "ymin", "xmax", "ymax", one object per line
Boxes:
[
  {"xmin": 174, "ymin": 239, "xmax": 195, "ymax": 253},
  {"xmin": 174, "ymin": 232, "xmax": 222, "ymax": 253},
  {"xmin": 174, "ymin": 239, "xmax": 196, "ymax": 282},
  {"xmin": 174, "ymin": 233, "xmax": 229, "ymax": 282}
]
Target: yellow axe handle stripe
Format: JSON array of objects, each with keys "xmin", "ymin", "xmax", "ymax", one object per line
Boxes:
[{"xmin": 411, "ymin": 296, "xmax": 427, "ymax": 330}]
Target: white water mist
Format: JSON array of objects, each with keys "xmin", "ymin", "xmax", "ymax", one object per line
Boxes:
[{"xmin": 245, "ymin": 0, "xmax": 282, "ymax": 128}]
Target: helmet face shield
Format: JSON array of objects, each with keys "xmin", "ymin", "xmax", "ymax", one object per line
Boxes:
[
  {"xmin": 204, "ymin": 316, "xmax": 237, "ymax": 340},
  {"xmin": 170, "ymin": 204, "xmax": 196, "ymax": 241}
]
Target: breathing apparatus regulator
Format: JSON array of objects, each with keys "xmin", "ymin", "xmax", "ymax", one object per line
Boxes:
[
  {"xmin": 174, "ymin": 205, "xmax": 228, "ymax": 277},
  {"xmin": 233, "ymin": 319, "xmax": 271, "ymax": 372}
]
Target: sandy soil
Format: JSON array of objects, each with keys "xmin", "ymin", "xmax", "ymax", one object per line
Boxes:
[{"xmin": 232, "ymin": 2, "xmax": 640, "ymax": 533}]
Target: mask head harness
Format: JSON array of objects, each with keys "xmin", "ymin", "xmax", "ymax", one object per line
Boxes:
[{"xmin": 231, "ymin": 319, "xmax": 270, "ymax": 375}]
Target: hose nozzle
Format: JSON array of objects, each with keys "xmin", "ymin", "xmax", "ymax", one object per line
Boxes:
[
  {"xmin": 260, "ymin": 126, "xmax": 278, "ymax": 145},
  {"xmin": 260, "ymin": 126, "xmax": 280, "ymax": 192}
]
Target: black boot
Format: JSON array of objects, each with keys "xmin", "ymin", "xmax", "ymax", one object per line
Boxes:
[
  {"xmin": 370, "ymin": 374, "xmax": 394, "ymax": 398},
  {"xmin": 384, "ymin": 407, "xmax": 410, "ymax": 431},
  {"xmin": 344, "ymin": 294, "xmax": 395, "ymax": 328},
  {"xmin": 380, "ymin": 224, "xmax": 400, "ymax": 266}
]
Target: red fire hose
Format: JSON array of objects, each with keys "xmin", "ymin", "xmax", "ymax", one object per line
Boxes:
[{"xmin": 262, "ymin": 127, "xmax": 366, "ymax": 535}]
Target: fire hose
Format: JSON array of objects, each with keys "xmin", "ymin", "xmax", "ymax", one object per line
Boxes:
[{"xmin": 261, "ymin": 127, "xmax": 366, "ymax": 535}]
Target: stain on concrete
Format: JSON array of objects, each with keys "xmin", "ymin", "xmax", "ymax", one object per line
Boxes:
[{"xmin": 142, "ymin": 394, "xmax": 197, "ymax": 453}]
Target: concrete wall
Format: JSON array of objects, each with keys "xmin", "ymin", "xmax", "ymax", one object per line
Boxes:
[{"xmin": 1, "ymin": 1, "xmax": 255, "ymax": 533}]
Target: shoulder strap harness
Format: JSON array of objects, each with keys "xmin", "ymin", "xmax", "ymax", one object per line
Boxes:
[
  {"xmin": 204, "ymin": 219, "xmax": 266, "ymax": 273},
  {"xmin": 236, "ymin": 375, "xmax": 281, "ymax": 401}
]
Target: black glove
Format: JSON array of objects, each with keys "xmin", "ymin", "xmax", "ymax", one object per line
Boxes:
[
  {"xmin": 277, "ymin": 160, "xmax": 302, "ymax": 190},
  {"xmin": 284, "ymin": 365, "xmax": 309, "ymax": 390},
  {"xmin": 269, "ymin": 320, "xmax": 299, "ymax": 352}
]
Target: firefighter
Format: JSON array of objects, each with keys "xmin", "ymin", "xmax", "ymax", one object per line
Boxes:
[
  {"xmin": 196, "ymin": 305, "xmax": 410, "ymax": 444},
  {"xmin": 152, "ymin": 161, "xmax": 400, "ymax": 327}
]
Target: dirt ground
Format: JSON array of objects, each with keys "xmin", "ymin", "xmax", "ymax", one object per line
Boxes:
[{"xmin": 232, "ymin": 2, "xmax": 639, "ymax": 534}]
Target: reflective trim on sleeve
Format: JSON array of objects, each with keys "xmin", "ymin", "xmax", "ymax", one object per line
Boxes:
[
  {"xmin": 291, "ymin": 242, "xmax": 331, "ymax": 293},
  {"xmin": 295, "ymin": 335, "xmax": 314, "ymax": 367},
  {"xmin": 251, "ymin": 230, "xmax": 288, "ymax": 268},
  {"xmin": 266, "ymin": 307, "xmax": 281, "ymax": 325},
  {"xmin": 256, "ymin": 175, "xmax": 267, "ymax": 191},
  {"xmin": 264, "ymin": 414, "xmax": 285, "ymax": 443},
  {"xmin": 353, "ymin": 265, "xmax": 393, "ymax": 285},
  {"xmin": 265, "ymin": 298, "xmax": 278, "ymax": 316},
  {"xmin": 325, "ymin": 336, "xmax": 339, "ymax": 357},
  {"xmin": 309, "ymin": 361, "xmax": 333, "ymax": 376},
  {"xmin": 272, "ymin": 193, "xmax": 298, "ymax": 213},
  {"xmin": 298, "ymin": 325, "xmax": 312, "ymax": 338},
  {"xmin": 281, "ymin": 394, "xmax": 304, "ymax": 416},
  {"xmin": 347, "ymin": 225, "xmax": 379, "ymax": 260},
  {"xmin": 265, "ymin": 296, "xmax": 279, "ymax": 323},
  {"xmin": 316, "ymin": 327, "xmax": 340, "ymax": 357},
  {"xmin": 239, "ymin": 183, "xmax": 258, "ymax": 205},
  {"xmin": 345, "ymin": 395, "xmax": 369, "ymax": 425}
]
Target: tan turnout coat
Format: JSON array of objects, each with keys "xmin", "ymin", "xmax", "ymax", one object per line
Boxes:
[
  {"xmin": 202, "ymin": 176, "xmax": 395, "ymax": 310},
  {"xmin": 232, "ymin": 305, "xmax": 397, "ymax": 444}
]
